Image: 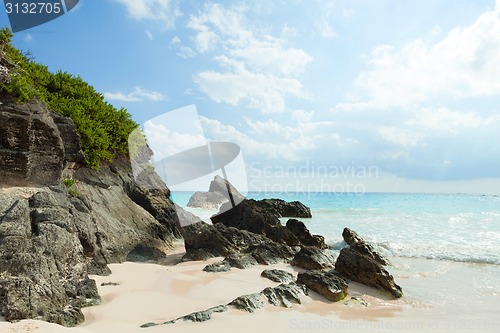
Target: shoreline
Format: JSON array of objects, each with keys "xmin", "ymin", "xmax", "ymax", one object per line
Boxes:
[{"xmin": 1, "ymin": 243, "xmax": 499, "ymax": 333}]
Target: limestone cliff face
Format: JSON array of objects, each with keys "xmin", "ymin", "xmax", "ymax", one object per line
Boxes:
[
  {"xmin": 0, "ymin": 96, "xmax": 84, "ymax": 186},
  {"xmin": 0, "ymin": 96, "xmax": 180, "ymax": 326}
]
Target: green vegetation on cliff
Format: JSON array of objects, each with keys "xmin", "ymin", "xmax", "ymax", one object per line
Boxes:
[{"xmin": 0, "ymin": 27, "xmax": 137, "ymax": 168}]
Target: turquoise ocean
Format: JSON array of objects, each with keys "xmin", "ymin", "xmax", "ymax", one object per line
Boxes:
[
  {"xmin": 172, "ymin": 191, "xmax": 500, "ymax": 328},
  {"xmin": 172, "ymin": 191, "xmax": 500, "ymax": 265}
]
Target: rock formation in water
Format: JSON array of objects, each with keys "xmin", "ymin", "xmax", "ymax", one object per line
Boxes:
[
  {"xmin": 187, "ymin": 175, "xmax": 245, "ymax": 209},
  {"xmin": 335, "ymin": 228, "xmax": 403, "ymax": 298}
]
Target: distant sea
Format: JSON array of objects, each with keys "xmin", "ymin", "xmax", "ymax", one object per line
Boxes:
[{"xmin": 172, "ymin": 191, "xmax": 500, "ymax": 265}]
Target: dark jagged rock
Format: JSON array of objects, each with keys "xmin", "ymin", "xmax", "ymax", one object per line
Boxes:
[
  {"xmin": 0, "ymin": 99, "xmax": 181, "ymax": 325},
  {"xmin": 286, "ymin": 219, "xmax": 325, "ymax": 248},
  {"xmin": 0, "ymin": 171, "xmax": 178, "ymax": 325},
  {"xmin": 126, "ymin": 245, "xmax": 166, "ymax": 262},
  {"xmin": 212, "ymin": 199, "xmax": 300, "ymax": 246},
  {"xmin": 247, "ymin": 242, "xmax": 297, "ymax": 265},
  {"xmin": 224, "ymin": 253, "xmax": 258, "ymax": 269},
  {"xmin": 254, "ymin": 199, "xmax": 312, "ymax": 218},
  {"xmin": 212, "ymin": 199, "xmax": 282, "ymax": 233},
  {"xmin": 203, "ymin": 261, "xmax": 231, "ymax": 273},
  {"xmin": 297, "ymin": 269, "xmax": 348, "ymax": 302},
  {"xmin": 180, "ymin": 222, "xmax": 256, "ymax": 261},
  {"xmin": 291, "ymin": 246, "xmax": 337, "ymax": 270},
  {"xmin": 141, "ymin": 305, "xmax": 228, "ymax": 327},
  {"xmin": 180, "ymin": 221, "xmax": 298, "ymax": 264},
  {"xmin": 141, "ymin": 282, "xmax": 308, "ymax": 328},
  {"xmin": 261, "ymin": 269, "xmax": 294, "ymax": 283},
  {"xmin": 342, "ymin": 227, "xmax": 389, "ymax": 265},
  {"xmin": 229, "ymin": 293, "xmax": 266, "ymax": 313},
  {"xmin": 182, "ymin": 305, "xmax": 228, "ymax": 322},
  {"xmin": 0, "ymin": 190, "xmax": 95, "ymax": 326},
  {"xmin": 262, "ymin": 283, "xmax": 307, "ymax": 308},
  {"xmin": 335, "ymin": 247, "xmax": 403, "ymax": 298},
  {"xmin": 187, "ymin": 191, "xmax": 228, "ymax": 209}
]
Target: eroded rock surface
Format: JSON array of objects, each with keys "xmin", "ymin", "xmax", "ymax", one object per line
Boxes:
[
  {"xmin": 297, "ymin": 269, "xmax": 348, "ymax": 302},
  {"xmin": 0, "ymin": 98, "xmax": 181, "ymax": 325},
  {"xmin": 141, "ymin": 282, "xmax": 307, "ymax": 328},
  {"xmin": 261, "ymin": 269, "xmax": 294, "ymax": 283},
  {"xmin": 342, "ymin": 227, "xmax": 389, "ymax": 265},
  {"xmin": 291, "ymin": 246, "xmax": 337, "ymax": 270},
  {"xmin": 335, "ymin": 247, "xmax": 403, "ymax": 298},
  {"xmin": 254, "ymin": 199, "xmax": 312, "ymax": 218}
]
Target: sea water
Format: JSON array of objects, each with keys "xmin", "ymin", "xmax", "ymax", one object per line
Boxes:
[
  {"xmin": 172, "ymin": 191, "xmax": 500, "ymax": 329},
  {"xmin": 172, "ymin": 192, "xmax": 500, "ymax": 265}
]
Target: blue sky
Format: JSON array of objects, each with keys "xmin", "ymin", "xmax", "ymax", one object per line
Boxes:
[{"xmin": 2, "ymin": 0, "xmax": 500, "ymax": 193}]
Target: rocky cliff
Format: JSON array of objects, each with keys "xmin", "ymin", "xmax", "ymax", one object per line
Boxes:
[{"xmin": 0, "ymin": 96, "xmax": 180, "ymax": 325}]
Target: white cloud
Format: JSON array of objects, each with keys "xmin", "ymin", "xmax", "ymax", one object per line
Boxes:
[
  {"xmin": 292, "ymin": 110, "xmax": 314, "ymax": 123},
  {"xmin": 187, "ymin": 3, "xmax": 312, "ymax": 113},
  {"xmin": 113, "ymin": 0, "xmax": 181, "ymax": 29},
  {"xmin": 379, "ymin": 127, "xmax": 425, "ymax": 147},
  {"xmin": 195, "ymin": 68, "xmax": 305, "ymax": 113},
  {"xmin": 143, "ymin": 121, "xmax": 206, "ymax": 160},
  {"xmin": 104, "ymin": 87, "xmax": 167, "ymax": 102},
  {"xmin": 200, "ymin": 116, "xmax": 324, "ymax": 161},
  {"xmin": 198, "ymin": 111, "xmax": 344, "ymax": 162},
  {"xmin": 316, "ymin": 20, "xmax": 338, "ymax": 39},
  {"xmin": 337, "ymin": 2, "xmax": 500, "ymax": 110},
  {"xmin": 407, "ymin": 107, "xmax": 498, "ymax": 134},
  {"xmin": 228, "ymin": 37, "xmax": 312, "ymax": 76},
  {"xmin": 169, "ymin": 36, "xmax": 195, "ymax": 58}
]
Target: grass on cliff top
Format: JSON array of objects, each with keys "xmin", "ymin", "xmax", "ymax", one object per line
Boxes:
[{"xmin": 0, "ymin": 27, "xmax": 138, "ymax": 169}]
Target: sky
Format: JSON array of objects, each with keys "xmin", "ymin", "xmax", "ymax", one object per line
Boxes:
[{"xmin": 2, "ymin": 0, "xmax": 500, "ymax": 193}]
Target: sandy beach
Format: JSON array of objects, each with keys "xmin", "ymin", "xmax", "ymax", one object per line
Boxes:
[{"xmin": 1, "ymin": 240, "xmax": 499, "ymax": 333}]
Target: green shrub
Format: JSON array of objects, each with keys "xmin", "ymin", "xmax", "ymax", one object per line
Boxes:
[
  {"xmin": 0, "ymin": 26, "xmax": 139, "ymax": 169},
  {"xmin": 68, "ymin": 188, "xmax": 80, "ymax": 197},
  {"xmin": 63, "ymin": 178, "xmax": 76, "ymax": 188}
]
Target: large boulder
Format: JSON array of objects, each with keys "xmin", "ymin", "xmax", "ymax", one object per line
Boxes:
[
  {"xmin": 254, "ymin": 199, "xmax": 312, "ymax": 218},
  {"xmin": 180, "ymin": 221, "xmax": 297, "ymax": 264},
  {"xmin": 342, "ymin": 227, "xmax": 389, "ymax": 265},
  {"xmin": 335, "ymin": 228, "xmax": 402, "ymax": 298},
  {"xmin": 261, "ymin": 269, "xmax": 294, "ymax": 283},
  {"xmin": 286, "ymin": 219, "xmax": 325, "ymax": 248},
  {"xmin": 224, "ymin": 253, "xmax": 258, "ymax": 269},
  {"xmin": 211, "ymin": 199, "xmax": 300, "ymax": 246},
  {"xmin": 228, "ymin": 293, "xmax": 266, "ymax": 313},
  {"xmin": 297, "ymin": 269, "xmax": 348, "ymax": 302},
  {"xmin": 261, "ymin": 283, "xmax": 306, "ymax": 308},
  {"xmin": 335, "ymin": 248, "xmax": 402, "ymax": 298},
  {"xmin": 291, "ymin": 246, "xmax": 337, "ymax": 270}
]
